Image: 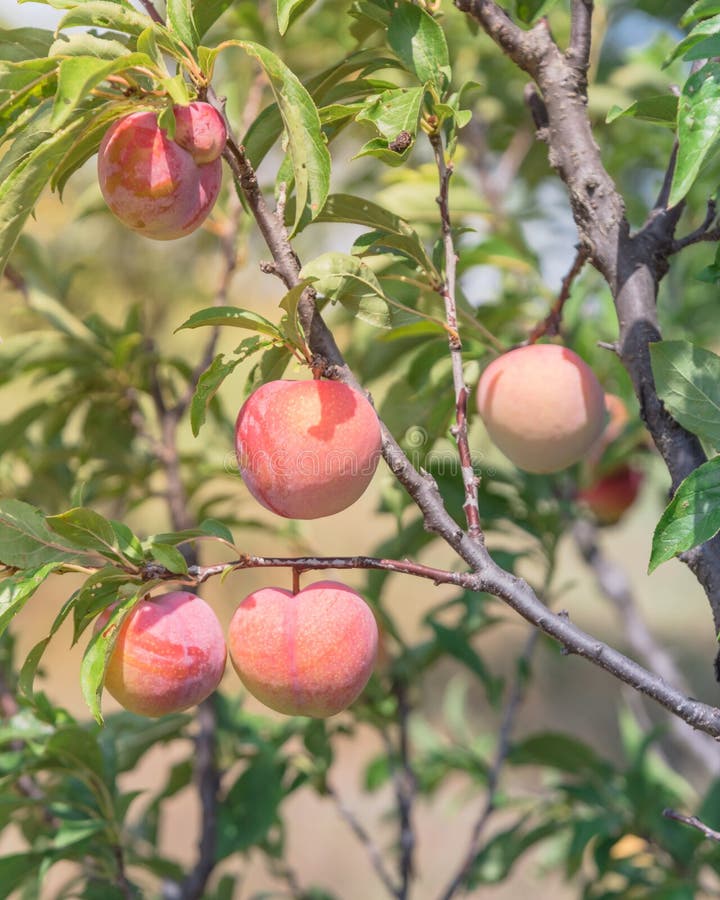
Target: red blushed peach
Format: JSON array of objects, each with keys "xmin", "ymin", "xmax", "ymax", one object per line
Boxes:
[
  {"xmin": 228, "ymin": 581, "xmax": 379, "ymax": 717},
  {"xmin": 579, "ymin": 464, "xmax": 644, "ymax": 525},
  {"xmin": 235, "ymin": 380, "xmax": 383, "ymax": 519},
  {"xmin": 97, "ymin": 107, "xmax": 223, "ymax": 240},
  {"xmin": 173, "ymin": 102, "xmax": 227, "ymax": 165},
  {"xmin": 98, "ymin": 591, "xmax": 226, "ymax": 717},
  {"xmin": 476, "ymin": 344, "xmax": 607, "ymax": 473}
]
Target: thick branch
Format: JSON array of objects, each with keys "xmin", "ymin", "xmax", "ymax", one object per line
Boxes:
[
  {"xmin": 567, "ymin": 0, "xmax": 593, "ymax": 81},
  {"xmin": 459, "ymin": 0, "xmax": 720, "ymax": 638}
]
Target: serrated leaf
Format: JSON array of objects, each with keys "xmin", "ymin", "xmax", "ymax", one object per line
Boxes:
[
  {"xmin": 56, "ymin": 2, "xmax": 150, "ymax": 37},
  {"xmin": 0, "ymin": 563, "xmax": 63, "ymax": 639},
  {"xmin": 51, "ymin": 53, "xmax": 153, "ymax": 128},
  {"xmin": 0, "ymin": 500, "xmax": 83, "ymax": 567},
  {"xmin": 670, "ymin": 63, "xmax": 720, "ymax": 205},
  {"xmin": 81, "ymin": 583, "xmax": 156, "ymax": 723},
  {"xmin": 387, "ymin": 1, "xmax": 450, "ymax": 91},
  {"xmin": 606, "ymin": 94, "xmax": 678, "ymax": 127},
  {"xmin": 206, "ymin": 40, "xmax": 330, "ymax": 232},
  {"xmin": 0, "ymin": 105, "xmax": 85, "ymax": 276},
  {"xmin": 190, "ymin": 335, "xmax": 271, "ymax": 436},
  {"xmin": 149, "ymin": 542, "xmax": 189, "ymax": 575},
  {"xmin": 650, "ymin": 341, "xmax": 720, "ymax": 449},
  {"xmin": 300, "ymin": 252, "xmax": 393, "ymax": 328},
  {"xmin": 167, "ymin": 0, "xmax": 199, "ymax": 48},
  {"xmin": 682, "ymin": 0, "xmax": 720, "ymax": 27},
  {"xmin": 277, "ymin": 0, "xmax": 318, "ymax": 33},
  {"xmin": 177, "ymin": 306, "xmax": 283, "ymax": 338},
  {"xmin": 649, "ymin": 457, "xmax": 720, "ymax": 571},
  {"xmin": 46, "ymin": 507, "xmax": 123, "ymax": 561},
  {"xmin": 356, "ymin": 86, "xmax": 424, "ymax": 145}
]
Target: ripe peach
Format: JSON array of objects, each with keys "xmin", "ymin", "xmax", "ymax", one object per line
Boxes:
[
  {"xmin": 235, "ymin": 379, "xmax": 383, "ymax": 519},
  {"xmin": 476, "ymin": 344, "xmax": 606, "ymax": 473},
  {"xmin": 97, "ymin": 104, "xmax": 225, "ymax": 240},
  {"xmin": 98, "ymin": 591, "xmax": 226, "ymax": 717},
  {"xmin": 228, "ymin": 580, "xmax": 379, "ymax": 717},
  {"xmin": 579, "ymin": 464, "xmax": 644, "ymax": 525}
]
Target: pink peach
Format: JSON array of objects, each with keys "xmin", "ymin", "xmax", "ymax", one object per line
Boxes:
[
  {"xmin": 173, "ymin": 102, "xmax": 227, "ymax": 165},
  {"xmin": 97, "ymin": 105, "xmax": 223, "ymax": 240},
  {"xmin": 98, "ymin": 591, "xmax": 226, "ymax": 717},
  {"xmin": 579, "ymin": 464, "xmax": 644, "ymax": 525},
  {"xmin": 476, "ymin": 344, "xmax": 606, "ymax": 473},
  {"xmin": 228, "ymin": 581, "xmax": 379, "ymax": 717},
  {"xmin": 235, "ymin": 379, "xmax": 383, "ymax": 519}
]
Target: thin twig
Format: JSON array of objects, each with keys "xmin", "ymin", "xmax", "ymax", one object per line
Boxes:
[
  {"xmin": 430, "ymin": 131, "xmax": 483, "ymax": 542},
  {"xmin": 654, "ymin": 140, "xmax": 679, "ymax": 211},
  {"xmin": 663, "ymin": 808, "xmax": 720, "ymax": 842},
  {"xmin": 527, "ymin": 246, "xmax": 589, "ymax": 344},
  {"xmin": 671, "ymin": 199, "xmax": 720, "ymax": 253},
  {"xmin": 394, "ymin": 679, "xmax": 416, "ymax": 899},
  {"xmin": 439, "ymin": 629, "xmax": 539, "ymax": 900},
  {"xmin": 325, "ymin": 782, "xmax": 401, "ymax": 898},
  {"xmin": 135, "ymin": 0, "xmax": 163, "ymax": 23}
]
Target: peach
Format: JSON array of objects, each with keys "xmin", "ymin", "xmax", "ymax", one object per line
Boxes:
[
  {"xmin": 579, "ymin": 464, "xmax": 644, "ymax": 525},
  {"xmin": 98, "ymin": 591, "xmax": 226, "ymax": 717},
  {"xmin": 97, "ymin": 104, "xmax": 225, "ymax": 240},
  {"xmin": 476, "ymin": 344, "xmax": 606, "ymax": 473},
  {"xmin": 227, "ymin": 580, "xmax": 379, "ymax": 717},
  {"xmin": 235, "ymin": 379, "xmax": 383, "ymax": 519}
]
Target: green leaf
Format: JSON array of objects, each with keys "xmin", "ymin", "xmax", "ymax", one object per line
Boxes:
[
  {"xmin": 176, "ymin": 306, "xmax": 283, "ymax": 339},
  {"xmin": 509, "ymin": 732, "xmax": 609, "ymax": 774},
  {"xmin": 387, "ymin": 1, "xmax": 450, "ymax": 91},
  {"xmin": 216, "ymin": 751, "xmax": 285, "ymax": 858},
  {"xmin": 72, "ymin": 568, "xmax": 132, "ymax": 644},
  {"xmin": 649, "ymin": 457, "xmax": 720, "ymax": 571},
  {"xmin": 52, "ymin": 818, "xmax": 106, "ymax": 850},
  {"xmin": 515, "ymin": 0, "xmax": 560, "ymax": 25},
  {"xmin": 55, "ymin": 2, "xmax": 151, "ymax": 36},
  {"xmin": 356, "ymin": 86, "xmax": 424, "ymax": 145},
  {"xmin": 0, "ymin": 853, "xmax": 40, "ymax": 895},
  {"xmin": 667, "ymin": 14, "xmax": 720, "ymax": 64},
  {"xmin": 606, "ymin": 94, "xmax": 678, "ymax": 127},
  {"xmin": 149, "ymin": 542, "xmax": 189, "ymax": 575},
  {"xmin": 0, "ymin": 500, "xmax": 83, "ymax": 567},
  {"xmin": 0, "ymin": 27, "xmax": 55, "ymax": 63},
  {"xmin": 49, "ymin": 30, "xmax": 132, "ymax": 59},
  {"xmin": 205, "ymin": 40, "xmax": 330, "ymax": 232},
  {"xmin": 430, "ymin": 623, "xmax": 502, "ymax": 704},
  {"xmin": 277, "ymin": 0, "xmax": 317, "ymax": 34},
  {"xmin": 278, "ymin": 282, "xmax": 309, "ymax": 350},
  {"xmin": 0, "ymin": 563, "xmax": 63, "ymax": 639},
  {"xmin": 682, "ymin": 0, "xmax": 720, "ymax": 27},
  {"xmin": 190, "ymin": 336, "xmax": 271, "ymax": 436},
  {"xmin": 46, "ymin": 507, "xmax": 124, "ymax": 561},
  {"xmin": 80, "ymin": 584, "xmax": 155, "ymax": 723},
  {"xmin": 167, "ymin": 0, "xmax": 199, "ymax": 48},
  {"xmin": 0, "ymin": 59, "xmax": 58, "ymax": 145},
  {"xmin": 46, "ymin": 725, "xmax": 106, "ymax": 780},
  {"xmin": 300, "ymin": 252, "xmax": 393, "ymax": 328},
  {"xmin": 20, "ymin": 591, "xmax": 78, "ymax": 697},
  {"xmin": 670, "ymin": 63, "xmax": 720, "ymax": 206},
  {"xmin": 51, "ymin": 53, "xmax": 153, "ymax": 128},
  {"xmin": 0, "ymin": 105, "xmax": 86, "ymax": 276},
  {"xmin": 194, "ymin": 0, "xmax": 234, "ymax": 41},
  {"xmin": 650, "ymin": 341, "xmax": 720, "ymax": 449}
]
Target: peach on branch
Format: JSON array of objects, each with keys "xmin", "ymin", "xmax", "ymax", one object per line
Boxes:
[
  {"xmin": 98, "ymin": 591, "xmax": 226, "ymax": 717},
  {"xmin": 476, "ymin": 343, "xmax": 606, "ymax": 473},
  {"xmin": 235, "ymin": 379, "xmax": 383, "ymax": 519},
  {"xmin": 579, "ymin": 464, "xmax": 644, "ymax": 525},
  {"xmin": 97, "ymin": 103, "xmax": 225, "ymax": 240},
  {"xmin": 228, "ymin": 580, "xmax": 379, "ymax": 717}
]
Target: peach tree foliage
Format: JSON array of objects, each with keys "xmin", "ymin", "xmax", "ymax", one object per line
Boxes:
[{"xmin": 4, "ymin": 0, "xmax": 720, "ymax": 897}]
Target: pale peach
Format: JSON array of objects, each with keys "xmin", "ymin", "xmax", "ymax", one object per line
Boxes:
[
  {"xmin": 97, "ymin": 106, "xmax": 223, "ymax": 240},
  {"xmin": 98, "ymin": 591, "xmax": 226, "ymax": 717},
  {"xmin": 235, "ymin": 380, "xmax": 382, "ymax": 519},
  {"xmin": 476, "ymin": 344, "xmax": 606, "ymax": 473},
  {"xmin": 228, "ymin": 581, "xmax": 379, "ymax": 717}
]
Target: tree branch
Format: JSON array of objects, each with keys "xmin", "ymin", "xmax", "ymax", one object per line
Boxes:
[
  {"xmin": 527, "ymin": 245, "xmax": 589, "ymax": 343},
  {"xmin": 663, "ymin": 808, "xmax": 720, "ymax": 842},
  {"xmin": 430, "ymin": 131, "xmax": 482, "ymax": 542},
  {"xmin": 567, "ymin": 0, "xmax": 593, "ymax": 81}
]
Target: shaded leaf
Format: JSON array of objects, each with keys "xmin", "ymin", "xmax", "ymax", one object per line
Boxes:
[
  {"xmin": 387, "ymin": 1, "xmax": 450, "ymax": 90},
  {"xmin": 149, "ymin": 542, "xmax": 189, "ymax": 575},
  {"xmin": 0, "ymin": 500, "xmax": 82, "ymax": 567},
  {"xmin": 300, "ymin": 252, "xmax": 393, "ymax": 328}
]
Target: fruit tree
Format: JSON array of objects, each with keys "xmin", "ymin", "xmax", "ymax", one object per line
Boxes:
[{"xmin": 3, "ymin": 0, "xmax": 720, "ymax": 897}]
